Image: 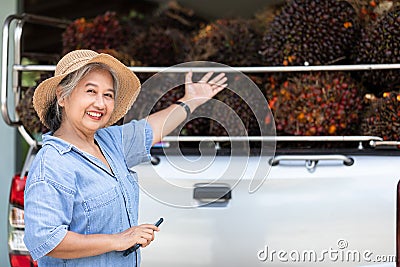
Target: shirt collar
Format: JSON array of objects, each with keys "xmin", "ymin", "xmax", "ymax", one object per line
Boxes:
[
  {"xmin": 42, "ymin": 132, "xmax": 73, "ymax": 154},
  {"xmin": 42, "ymin": 131, "xmax": 105, "ymax": 155}
]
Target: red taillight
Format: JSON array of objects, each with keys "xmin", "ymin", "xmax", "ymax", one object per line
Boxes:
[
  {"xmin": 10, "ymin": 174, "xmax": 27, "ymax": 207},
  {"xmin": 9, "ymin": 175, "xmax": 35, "ymax": 267},
  {"xmin": 9, "ymin": 254, "xmax": 37, "ymax": 267}
]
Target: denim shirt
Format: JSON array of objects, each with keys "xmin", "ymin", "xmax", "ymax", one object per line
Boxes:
[{"xmin": 24, "ymin": 119, "xmax": 153, "ymax": 267}]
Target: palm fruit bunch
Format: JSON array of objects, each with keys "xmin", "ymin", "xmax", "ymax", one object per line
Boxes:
[
  {"xmin": 62, "ymin": 11, "xmax": 124, "ymax": 55},
  {"xmin": 208, "ymin": 73, "xmax": 266, "ymax": 137},
  {"xmin": 127, "ymin": 73, "xmax": 183, "ymax": 120},
  {"xmin": 151, "ymin": 0, "xmax": 207, "ymax": 32},
  {"xmin": 97, "ymin": 49, "xmax": 139, "ymax": 66},
  {"xmin": 353, "ymin": 5, "xmax": 400, "ymax": 95},
  {"xmin": 361, "ymin": 92, "xmax": 400, "ymax": 140},
  {"xmin": 16, "ymin": 73, "xmax": 52, "ymax": 135},
  {"xmin": 125, "ymin": 26, "xmax": 190, "ymax": 66},
  {"xmin": 259, "ymin": 0, "xmax": 360, "ymax": 66},
  {"xmin": 266, "ymin": 72, "xmax": 364, "ymax": 136},
  {"xmin": 209, "ymin": 90, "xmax": 261, "ymax": 136},
  {"xmin": 187, "ymin": 18, "xmax": 264, "ymax": 66},
  {"xmin": 122, "ymin": 1, "xmax": 200, "ymax": 67}
]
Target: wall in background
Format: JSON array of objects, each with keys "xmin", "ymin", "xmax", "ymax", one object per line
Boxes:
[{"xmin": 0, "ymin": 0, "xmax": 17, "ymax": 266}]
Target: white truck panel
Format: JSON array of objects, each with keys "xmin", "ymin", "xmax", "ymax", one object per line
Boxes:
[{"xmin": 135, "ymin": 155, "xmax": 399, "ymax": 267}]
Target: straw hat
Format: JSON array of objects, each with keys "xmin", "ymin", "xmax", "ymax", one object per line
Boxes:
[{"xmin": 33, "ymin": 49, "xmax": 141, "ymax": 128}]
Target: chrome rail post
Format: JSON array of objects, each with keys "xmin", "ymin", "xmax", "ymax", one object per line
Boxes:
[
  {"xmin": 13, "ymin": 18, "xmax": 38, "ymax": 146},
  {"xmin": 1, "ymin": 15, "xmax": 22, "ymax": 126}
]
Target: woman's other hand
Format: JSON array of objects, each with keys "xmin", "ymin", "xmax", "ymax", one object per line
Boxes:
[{"xmin": 114, "ymin": 224, "xmax": 160, "ymax": 251}]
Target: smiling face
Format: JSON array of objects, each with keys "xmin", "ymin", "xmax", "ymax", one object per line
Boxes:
[{"xmin": 57, "ymin": 68, "xmax": 115, "ymax": 137}]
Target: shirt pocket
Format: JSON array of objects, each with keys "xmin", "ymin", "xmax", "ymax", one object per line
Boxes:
[{"xmin": 82, "ymin": 187, "xmax": 123, "ymax": 234}]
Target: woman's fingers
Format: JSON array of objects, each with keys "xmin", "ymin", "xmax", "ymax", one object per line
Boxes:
[
  {"xmin": 211, "ymin": 78, "xmax": 228, "ymax": 89},
  {"xmin": 201, "ymin": 72, "xmax": 227, "ymax": 86},
  {"xmin": 140, "ymin": 224, "xmax": 159, "ymax": 231},
  {"xmin": 206, "ymin": 73, "xmax": 227, "ymax": 94},
  {"xmin": 117, "ymin": 224, "xmax": 159, "ymax": 250},
  {"xmin": 198, "ymin": 71, "xmax": 214, "ymax": 83},
  {"xmin": 209, "ymin": 73, "xmax": 226, "ymax": 84},
  {"xmin": 185, "ymin": 70, "xmax": 193, "ymax": 84},
  {"xmin": 187, "ymin": 71, "xmax": 227, "ymax": 86},
  {"xmin": 184, "ymin": 71, "xmax": 228, "ymax": 104},
  {"xmin": 213, "ymin": 83, "xmax": 228, "ymax": 94}
]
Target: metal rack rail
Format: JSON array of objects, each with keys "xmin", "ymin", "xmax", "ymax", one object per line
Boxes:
[
  {"xmin": 2, "ymin": 14, "xmax": 400, "ymax": 147},
  {"xmin": 2, "ymin": 14, "xmax": 70, "ymax": 147}
]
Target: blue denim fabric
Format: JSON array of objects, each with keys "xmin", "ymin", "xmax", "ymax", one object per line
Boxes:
[{"xmin": 24, "ymin": 119, "xmax": 153, "ymax": 267}]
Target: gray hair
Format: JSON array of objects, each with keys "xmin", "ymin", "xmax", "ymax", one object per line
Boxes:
[{"xmin": 45, "ymin": 63, "xmax": 119, "ymax": 132}]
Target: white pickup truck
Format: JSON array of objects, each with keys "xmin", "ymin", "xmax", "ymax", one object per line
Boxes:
[{"xmin": 3, "ymin": 14, "xmax": 400, "ymax": 267}]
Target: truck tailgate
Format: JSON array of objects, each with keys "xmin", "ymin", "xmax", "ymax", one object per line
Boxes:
[{"xmin": 134, "ymin": 155, "xmax": 399, "ymax": 266}]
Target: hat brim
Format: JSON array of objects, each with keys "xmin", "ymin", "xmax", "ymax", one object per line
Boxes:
[{"xmin": 33, "ymin": 53, "xmax": 141, "ymax": 129}]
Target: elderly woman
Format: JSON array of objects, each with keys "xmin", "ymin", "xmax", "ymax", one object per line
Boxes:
[{"xmin": 23, "ymin": 49, "xmax": 227, "ymax": 266}]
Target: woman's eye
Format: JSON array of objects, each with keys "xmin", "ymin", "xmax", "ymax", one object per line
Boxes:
[
  {"xmin": 87, "ymin": 89, "xmax": 95, "ymax": 94},
  {"xmin": 104, "ymin": 93, "xmax": 114, "ymax": 99}
]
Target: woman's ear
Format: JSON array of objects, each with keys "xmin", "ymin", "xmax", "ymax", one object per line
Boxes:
[{"xmin": 56, "ymin": 86, "xmax": 64, "ymax": 107}]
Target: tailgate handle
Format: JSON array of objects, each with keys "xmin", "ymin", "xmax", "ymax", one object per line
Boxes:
[
  {"xmin": 269, "ymin": 155, "xmax": 354, "ymax": 167},
  {"xmin": 193, "ymin": 185, "xmax": 231, "ymax": 203}
]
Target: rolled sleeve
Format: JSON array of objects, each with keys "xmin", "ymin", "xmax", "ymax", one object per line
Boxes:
[
  {"xmin": 24, "ymin": 180, "xmax": 75, "ymax": 260},
  {"xmin": 122, "ymin": 119, "xmax": 153, "ymax": 167},
  {"xmin": 144, "ymin": 120, "xmax": 153, "ymax": 156},
  {"xmin": 28, "ymin": 225, "xmax": 68, "ymax": 261}
]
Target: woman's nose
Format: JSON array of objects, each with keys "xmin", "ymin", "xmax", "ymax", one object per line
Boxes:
[{"xmin": 94, "ymin": 94, "xmax": 105, "ymax": 108}]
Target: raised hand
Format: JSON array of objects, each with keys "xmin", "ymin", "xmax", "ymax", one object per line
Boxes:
[{"xmin": 181, "ymin": 71, "xmax": 228, "ymax": 111}]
